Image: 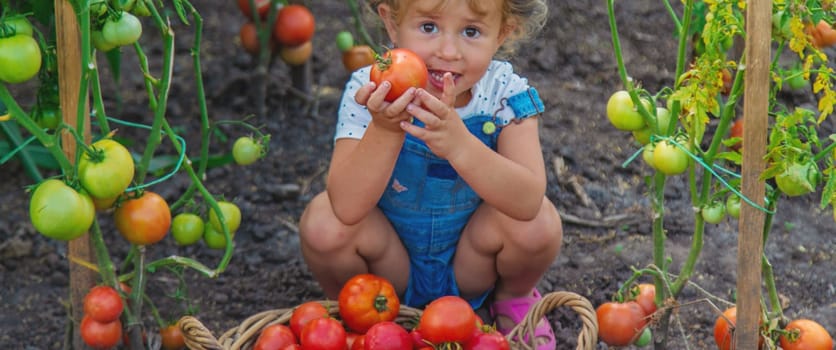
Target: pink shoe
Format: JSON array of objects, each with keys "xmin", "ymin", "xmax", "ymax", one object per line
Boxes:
[{"xmin": 489, "ymin": 289, "xmax": 556, "ymax": 349}]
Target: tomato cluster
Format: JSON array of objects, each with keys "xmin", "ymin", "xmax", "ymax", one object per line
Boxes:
[
  {"xmin": 237, "ymin": 2, "xmax": 315, "ymax": 66},
  {"xmin": 251, "ymin": 273, "xmax": 506, "ymax": 350},
  {"xmin": 80, "ymin": 286, "xmax": 125, "ymax": 349},
  {"xmin": 334, "ymin": 30, "xmax": 375, "ymax": 73},
  {"xmin": 172, "ymin": 200, "xmax": 242, "ymax": 250},
  {"xmin": 596, "ymin": 283, "xmax": 657, "ymax": 347}
]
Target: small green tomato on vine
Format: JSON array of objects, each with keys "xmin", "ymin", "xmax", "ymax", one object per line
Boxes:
[{"xmin": 232, "ymin": 136, "xmax": 264, "ymax": 166}]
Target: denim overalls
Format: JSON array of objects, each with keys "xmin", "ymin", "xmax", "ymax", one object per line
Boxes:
[{"xmin": 377, "ymin": 88, "xmax": 545, "ymax": 308}]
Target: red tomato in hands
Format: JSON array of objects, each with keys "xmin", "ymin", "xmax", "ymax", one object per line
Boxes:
[
  {"xmin": 289, "ymin": 301, "xmax": 329, "ymax": 338},
  {"xmin": 114, "ymin": 191, "xmax": 172, "ymax": 245},
  {"xmin": 273, "ymin": 4, "xmax": 315, "ymax": 46},
  {"xmin": 780, "ymin": 319, "xmax": 833, "ymax": 350},
  {"xmin": 363, "ymin": 321, "xmax": 411, "ymax": 350},
  {"xmin": 596, "ymin": 301, "xmax": 648, "ymax": 346},
  {"xmin": 80, "ymin": 315, "xmax": 122, "ymax": 349},
  {"xmin": 299, "ymin": 317, "xmax": 347, "ymax": 350},
  {"xmin": 338, "ymin": 273, "xmax": 400, "ymax": 333},
  {"xmin": 417, "ymin": 295, "xmax": 478, "ymax": 345},
  {"xmin": 254, "ymin": 324, "xmax": 297, "ymax": 350},
  {"xmin": 370, "ymin": 48, "xmax": 428, "ymax": 102},
  {"xmin": 84, "ymin": 286, "xmax": 124, "ymax": 323}
]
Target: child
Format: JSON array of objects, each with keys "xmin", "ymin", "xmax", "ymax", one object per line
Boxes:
[{"xmin": 299, "ymin": 0, "xmax": 561, "ymax": 347}]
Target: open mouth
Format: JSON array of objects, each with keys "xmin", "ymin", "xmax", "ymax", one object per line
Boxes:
[{"xmin": 428, "ymin": 70, "xmax": 461, "ymax": 90}]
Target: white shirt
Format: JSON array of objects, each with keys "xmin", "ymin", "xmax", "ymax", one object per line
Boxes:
[{"xmin": 334, "ymin": 60, "xmax": 533, "ymax": 141}]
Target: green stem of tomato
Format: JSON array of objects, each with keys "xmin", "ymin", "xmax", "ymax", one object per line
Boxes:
[
  {"xmin": 146, "ymin": 255, "xmax": 220, "ymax": 279},
  {"xmin": 89, "ymin": 58, "xmax": 111, "ymax": 136},
  {"xmin": 126, "ymin": 247, "xmax": 148, "ymax": 349},
  {"xmin": 761, "ymin": 191, "xmax": 783, "ymax": 320},
  {"xmin": 674, "ymin": 0, "xmax": 694, "ymax": 88},
  {"xmin": 0, "ymin": 85, "xmax": 74, "ymax": 175},
  {"xmin": 0, "ymin": 120, "xmax": 43, "ymax": 181}
]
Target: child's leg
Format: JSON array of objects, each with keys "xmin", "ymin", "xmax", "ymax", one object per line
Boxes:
[{"xmin": 298, "ymin": 192, "xmax": 410, "ymax": 300}]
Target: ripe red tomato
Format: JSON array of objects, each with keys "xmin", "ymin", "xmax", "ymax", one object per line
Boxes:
[
  {"xmin": 84, "ymin": 286, "xmax": 124, "ymax": 323},
  {"xmin": 299, "ymin": 317, "xmax": 347, "ymax": 350},
  {"xmin": 237, "ymin": 0, "xmax": 271, "ymax": 19},
  {"xmin": 29, "ymin": 179, "xmax": 95, "ymax": 241},
  {"xmin": 350, "ymin": 334, "xmax": 366, "ymax": 350},
  {"xmin": 596, "ymin": 301, "xmax": 647, "ymax": 346},
  {"xmin": 289, "ymin": 301, "xmax": 329, "ymax": 338},
  {"xmin": 78, "ymin": 138, "xmax": 135, "ymax": 200},
  {"xmin": 239, "ymin": 22, "xmax": 262, "ymax": 55},
  {"xmin": 338, "ymin": 273, "xmax": 400, "ymax": 333},
  {"xmin": 729, "ymin": 118, "xmax": 743, "ymax": 151},
  {"xmin": 342, "ymin": 45, "xmax": 375, "ymax": 72},
  {"xmin": 806, "ymin": 20, "xmax": 836, "ymax": 48},
  {"xmin": 160, "ymin": 324, "xmax": 186, "ymax": 350},
  {"xmin": 279, "ymin": 41, "xmax": 313, "ymax": 66},
  {"xmin": 464, "ymin": 327, "xmax": 510, "ymax": 350},
  {"xmin": 417, "ymin": 295, "xmax": 478, "ymax": 345},
  {"xmin": 273, "ymin": 4, "xmax": 315, "ymax": 47},
  {"xmin": 713, "ymin": 306, "xmax": 736, "ymax": 350},
  {"xmin": 363, "ymin": 321, "xmax": 411, "ymax": 350},
  {"xmin": 254, "ymin": 324, "xmax": 297, "ymax": 350},
  {"xmin": 114, "ymin": 191, "xmax": 172, "ymax": 245},
  {"xmin": 370, "ymin": 48, "xmax": 428, "ymax": 102},
  {"xmin": 80, "ymin": 315, "xmax": 122, "ymax": 350},
  {"xmin": 633, "ymin": 283, "xmax": 657, "ymax": 316},
  {"xmin": 0, "ymin": 34, "xmax": 42, "ymax": 84},
  {"xmin": 780, "ymin": 319, "xmax": 833, "ymax": 350}
]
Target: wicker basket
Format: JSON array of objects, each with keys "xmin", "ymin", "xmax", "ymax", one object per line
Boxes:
[{"xmin": 179, "ymin": 291, "xmax": 598, "ymax": 350}]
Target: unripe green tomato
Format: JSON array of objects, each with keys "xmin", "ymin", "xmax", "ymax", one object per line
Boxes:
[
  {"xmin": 102, "ymin": 12, "xmax": 143, "ymax": 47},
  {"xmin": 335, "ymin": 31, "xmax": 354, "ymax": 52},
  {"xmin": 208, "ymin": 201, "xmax": 242, "ymax": 233},
  {"xmin": 29, "ymin": 179, "xmax": 95, "ymax": 240},
  {"xmin": 606, "ymin": 90, "xmax": 649, "ymax": 131},
  {"xmin": 0, "ymin": 35, "xmax": 42, "ymax": 84},
  {"xmin": 232, "ymin": 136, "xmax": 263, "ymax": 166},
  {"xmin": 171, "ymin": 213, "xmax": 205, "ymax": 246},
  {"xmin": 92, "ymin": 30, "xmax": 117, "ymax": 52},
  {"xmin": 726, "ymin": 195, "xmax": 741, "ymax": 219},
  {"xmin": 775, "ymin": 161, "xmax": 819, "ymax": 197},
  {"xmin": 2, "ymin": 16, "xmax": 34, "ymax": 36},
  {"xmin": 632, "ymin": 107, "xmax": 672, "ymax": 145},
  {"xmin": 203, "ymin": 223, "xmax": 231, "ymax": 250},
  {"xmin": 701, "ymin": 201, "xmax": 727, "ymax": 224},
  {"xmin": 634, "ymin": 327, "xmax": 652, "ymax": 347}
]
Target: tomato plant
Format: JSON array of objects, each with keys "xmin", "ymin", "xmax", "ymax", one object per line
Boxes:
[
  {"xmin": 102, "ymin": 12, "xmax": 143, "ymax": 47},
  {"xmin": 289, "ymin": 301, "xmax": 329, "ymax": 338},
  {"xmin": 80, "ymin": 315, "xmax": 122, "ymax": 350},
  {"xmin": 779, "ymin": 319, "xmax": 833, "ymax": 350},
  {"xmin": 417, "ymin": 295, "xmax": 478, "ymax": 345},
  {"xmin": 606, "ymin": 90, "xmax": 651, "ymax": 131},
  {"xmin": 363, "ymin": 321, "xmax": 411, "ymax": 350},
  {"xmin": 171, "ymin": 213, "xmax": 205, "ymax": 246},
  {"xmin": 160, "ymin": 323, "xmax": 186, "ymax": 350},
  {"xmin": 343, "ymin": 45, "xmax": 375, "ymax": 72},
  {"xmin": 299, "ymin": 317, "xmax": 347, "ymax": 350},
  {"xmin": 114, "ymin": 191, "xmax": 172, "ymax": 245},
  {"xmin": 595, "ymin": 301, "xmax": 647, "ymax": 346},
  {"xmin": 232, "ymin": 136, "xmax": 264, "ymax": 166},
  {"xmin": 370, "ymin": 48, "xmax": 428, "ymax": 102},
  {"xmin": 338, "ymin": 273, "xmax": 400, "ymax": 333},
  {"xmin": 84, "ymin": 286, "xmax": 124, "ymax": 323},
  {"xmin": 253, "ymin": 324, "xmax": 297, "ymax": 350},
  {"xmin": 652, "ymin": 140, "xmax": 689, "ymax": 176},
  {"xmin": 78, "ymin": 139, "xmax": 136, "ymax": 200},
  {"xmin": 273, "ymin": 4, "xmax": 315, "ymax": 47},
  {"xmin": 208, "ymin": 200, "xmax": 242, "ymax": 233},
  {"xmin": 29, "ymin": 179, "xmax": 95, "ymax": 241},
  {"xmin": 0, "ymin": 34, "xmax": 42, "ymax": 84}
]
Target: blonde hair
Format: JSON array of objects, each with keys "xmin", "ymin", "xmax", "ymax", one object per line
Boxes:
[{"xmin": 365, "ymin": 0, "xmax": 547, "ymax": 56}]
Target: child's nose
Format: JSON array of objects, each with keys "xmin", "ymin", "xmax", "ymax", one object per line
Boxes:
[{"xmin": 436, "ymin": 34, "xmax": 462, "ymax": 60}]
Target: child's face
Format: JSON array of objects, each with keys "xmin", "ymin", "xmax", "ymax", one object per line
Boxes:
[{"xmin": 379, "ymin": 0, "xmax": 509, "ymax": 107}]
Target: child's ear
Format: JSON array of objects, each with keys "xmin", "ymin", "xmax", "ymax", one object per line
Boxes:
[
  {"xmin": 498, "ymin": 20, "xmax": 518, "ymax": 46},
  {"xmin": 377, "ymin": 4, "xmax": 399, "ymax": 47}
]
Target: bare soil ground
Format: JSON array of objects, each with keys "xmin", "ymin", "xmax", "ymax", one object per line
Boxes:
[{"xmin": 1, "ymin": 0, "xmax": 833, "ymax": 349}]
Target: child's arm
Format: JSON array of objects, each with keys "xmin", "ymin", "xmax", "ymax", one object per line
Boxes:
[{"xmin": 326, "ymin": 82, "xmax": 417, "ymax": 225}]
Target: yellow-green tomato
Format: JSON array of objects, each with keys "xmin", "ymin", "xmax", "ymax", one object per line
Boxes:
[
  {"xmin": 102, "ymin": 12, "xmax": 142, "ymax": 47},
  {"xmin": 92, "ymin": 30, "xmax": 117, "ymax": 52},
  {"xmin": 78, "ymin": 139, "xmax": 135, "ymax": 200},
  {"xmin": 632, "ymin": 107, "xmax": 672, "ymax": 145},
  {"xmin": 606, "ymin": 90, "xmax": 650, "ymax": 131},
  {"xmin": 726, "ymin": 195, "xmax": 741, "ymax": 219},
  {"xmin": 2, "ymin": 16, "xmax": 34, "ymax": 36},
  {"xmin": 203, "ymin": 223, "xmax": 231, "ymax": 250},
  {"xmin": 701, "ymin": 201, "xmax": 727, "ymax": 224},
  {"xmin": 208, "ymin": 201, "xmax": 242, "ymax": 233},
  {"xmin": 232, "ymin": 136, "xmax": 263, "ymax": 166},
  {"xmin": 171, "ymin": 213, "xmax": 205, "ymax": 246},
  {"xmin": 0, "ymin": 35, "xmax": 42, "ymax": 84},
  {"xmin": 775, "ymin": 161, "xmax": 819, "ymax": 197},
  {"xmin": 642, "ymin": 143, "xmax": 658, "ymax": 170},
  {"xmin": 652, "ymin": 141, "xmax": 689, "ymax": 176},
  {"xmin": 29, "ymin": 179, "xmax": 95, "ymax": 240}
]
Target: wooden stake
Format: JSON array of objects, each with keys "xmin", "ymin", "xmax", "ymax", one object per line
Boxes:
[
  {"xmin": 738, "ymin": 1, "xmax": 772, "ymax": 348},
  {"xmin": 54, "ymin": 0, "xmax": 94, "ymax": 348}
]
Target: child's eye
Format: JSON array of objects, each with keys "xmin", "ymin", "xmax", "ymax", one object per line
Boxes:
[
  {"xmin": 462, "ymin": 27, "xmax": 481, "ymax": 38},
  {"xmin": 420, "ymin": 22, "xmax": 438, "ymax": 33}
]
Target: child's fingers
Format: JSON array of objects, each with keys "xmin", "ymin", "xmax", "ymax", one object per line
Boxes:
[
  {"xmin": 414, "ymin": 89, "xmax": 454, "ymax": 121},
  {"xmin": 441, "ymin": 72, "xmax": 456, "ymax": 106},
  {"xmin": 353, "ymin": 81, "xmax": 377, "ymax": 105}
]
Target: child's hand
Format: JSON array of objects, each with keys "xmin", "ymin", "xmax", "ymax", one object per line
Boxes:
[
  {"xmin": 401, "ymin": 73, "xmax": 471, "ymax": 159},
  {"xmin": 355, "ymin": 80, "xmax": 416, "ymax": 133}
]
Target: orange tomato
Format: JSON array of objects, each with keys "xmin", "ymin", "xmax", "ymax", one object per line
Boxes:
[{"xmin": 114, "ymin": 191, "xmax": 172, "ymax": 245}]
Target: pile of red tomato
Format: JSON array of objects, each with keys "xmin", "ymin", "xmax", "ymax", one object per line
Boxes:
[
  {"xmin": 595, "ymin": 283, "xmax": 656, "ymax": 347},
  {"xmin": 237, "ymin": 0, "xmax": 315, "ymax": 66},
  {"xmin": 251, "ymin": 273, "xmax": 510, "ymax": 350}
]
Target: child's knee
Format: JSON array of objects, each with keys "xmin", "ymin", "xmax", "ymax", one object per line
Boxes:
[{"xmin": 299, "ymin": 194, "xmax": 350, "ymax": 253}]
